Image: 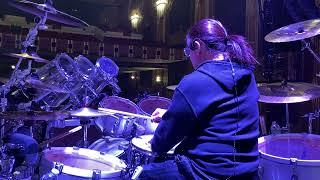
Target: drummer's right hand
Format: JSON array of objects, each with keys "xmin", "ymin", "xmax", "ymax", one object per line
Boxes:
[{"xmin": 151, "ymin": 108, "xmax": 167, "ymax": 123}]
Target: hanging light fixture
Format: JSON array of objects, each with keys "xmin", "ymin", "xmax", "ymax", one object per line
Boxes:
[
  {"xmin": 155, "ymin": 0, "xmax": 169, "ymax": 17},
  {"xmin": 130, "ymin": 10, "xmax": 142, "ymax": 29}
]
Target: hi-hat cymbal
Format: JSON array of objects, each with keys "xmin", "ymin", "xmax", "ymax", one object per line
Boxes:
[
  {"xmin": 70, "ymin": 107, "xmax": 113, "ymax": 118},
  {"xmin": 265, "ymin": 19, "xmax": 320, "ymax": 43},
  {"xmin": 0, "ymin": 111, "xmax": 69, "ymax": 121},
  {"xmin": 258, "ymin": 82, "xmax": 320, "ymax": 103},
  {"xmin": 25, "ymin": 78, "xmax": 69, "ymax": 93},
  {"xmin": 4, "ymin": 52, "xmax": 49, "ymax": 63},
  {"xmin": 9, "ymin": 0, "xmax": 89, "ymax": 27}
]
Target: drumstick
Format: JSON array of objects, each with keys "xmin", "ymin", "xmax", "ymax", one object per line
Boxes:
[
  {"xmin": 39, "ymin": 126, "xmax": 82, "ymax": 147},
  {"xmin": 98, "ymin": 107, "xmax": 152, "ymax": 120}
]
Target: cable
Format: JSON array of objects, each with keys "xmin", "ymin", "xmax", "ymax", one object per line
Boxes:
[{"xmin": 226, "ymin": 59, "xmax": 240, "ymax": 180}]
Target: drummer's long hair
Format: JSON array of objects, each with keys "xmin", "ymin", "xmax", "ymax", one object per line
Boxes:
[{"xmin": 186, "ymin": 19, "xmax": 258, "ymax": 65}]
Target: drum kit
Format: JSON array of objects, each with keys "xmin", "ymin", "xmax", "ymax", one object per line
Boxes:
[
  {"xmin": 257, "ymin": 19, "xmax": 320, "ymax": 180},
  {"xmin": 0, "ymin": 0, "xmax": 173, "ymax": 179},
  {"xmin": 3, "ymin": 0, "xmax": 320, "ymax": 179}
]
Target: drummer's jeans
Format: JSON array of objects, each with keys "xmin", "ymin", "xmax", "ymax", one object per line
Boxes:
[
  {"xmin": 138, "ymin": 155, "xmax": 260, "ymax": 180},
  {"xmin": 138, "ymin": 155, "xmax": 199, "ymax": 180},
  {"xmin": 3, "ymin": 132, "xmax": 39, "ymax": 166}
]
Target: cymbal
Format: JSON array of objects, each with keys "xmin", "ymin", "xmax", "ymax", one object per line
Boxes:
[
  {"xmin": 258, "ymin": 82, "xmax": 320, "ymax": 103},
  {"xmin": 25, "ymin": 78, "xmax": 69, "ymax": 93},
  {"xmin": 166, "ymin": 85, "xmax": 177, "ymax": 91},
  {"xmin": 9, "ymin": 0, "xmax": 89, "ymax": 27},
  {"xmin": 4, "ymin": 52, "xmax": 49, "ymax": 63},
  {"xmin": 0, "ymin": 111, "xmax": 69, "ymax": 121},
  {"xmin": 265, "ymin": 19, "xmax": 320, "ymax": 43},
  {"xmin": 70, "ymin": 107, "xmax": 113, "ymax": 117}
]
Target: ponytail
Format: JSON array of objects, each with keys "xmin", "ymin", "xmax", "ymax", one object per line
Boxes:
[{"xmin": 226, "ymin": 35, "xmax": 258, "ymax": 65}]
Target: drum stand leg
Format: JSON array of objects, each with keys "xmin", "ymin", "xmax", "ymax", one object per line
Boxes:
[
  {"xmin": 284, "ymin": 103, "xmax": 290, "ymax": 133},
  {"xmin": 80, "ymin": 118, "xmax": 91, "ymax": 148}
]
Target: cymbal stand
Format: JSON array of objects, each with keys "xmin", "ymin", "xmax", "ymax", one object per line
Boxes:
[
  {"xmin": 0, "ymin": 95, "xmax": 7, "ymax": 146},
  {"xmin": 301, "ymin": 39, "xmax": 320, "ymax": 64},
  {"xmin": 283, "ymin": 103, "xmax": 290, "ymax": 133},
  {"xmin": 80, "ymin": 117, "xmax": 91, "ymax": 148}
]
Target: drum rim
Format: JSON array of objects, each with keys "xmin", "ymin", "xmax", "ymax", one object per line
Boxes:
[
  {"xmin": 99, "ymin": 96, "xmax": 140, "ymax": 114},
  {"xmin": 131, "ymin": 135, "xmax": 175, "ymax": 155},
  {"xmin": 42, "ymin": 147, "xmax": 127, "ymax": 178},
  {"xmin": 74, "ymin": 55, "xmax": 96, "ymax": 79},
  {"xmin": 96, "ymin": 56, "xmax": 119, "ymax": 78},
  {"xmin": 55, "ymin": 53, "xmax": 78, "ymax": 80},
  {"xmin": 137, "ymin": 96, "xmax": 172, "ymax": 115},
  {"xmin": 259, "ymin": 133, "xmax": 320, "ymax": 165}
]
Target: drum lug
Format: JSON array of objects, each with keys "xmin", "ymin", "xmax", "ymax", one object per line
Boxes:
[
  {"xmin": 72, "ymin": 146, "xmax": 80, "ymax": 151},
  {"xmin": 54, "ymin": 162, "xmax": 64, "ymax": 174},
  {"xmin": 92, "ymin": 169, "xmax": 101, "ymax": 180},
  {"xmin": 290, "ymin": 158, "xmax": 298, "ymax": 180}
]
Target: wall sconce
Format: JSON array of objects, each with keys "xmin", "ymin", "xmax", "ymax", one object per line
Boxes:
[
  {"xmin": 130, "ymin": 10, "xmax": 142, "ymax": 29},
  {"xmin": 155, "ymin": 0, "xmax": 169, "ymax": 17},
  {"xmin": 156, "ymin": 75, "xmax": 161, "ymax": 82}
]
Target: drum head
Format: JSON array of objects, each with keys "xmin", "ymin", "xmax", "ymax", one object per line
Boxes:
[
  {"xmin": 75, "ymin": 55, "xmax": 96, "ymax": 80},
  {"xmin": 89, "ymin": 138, "xmax": 129, "ymax": 157},
  {"xmin": 99, "ymin": 96, "xmax": 139, "ymax": 114},
  {"xmin": 96, "ymin": 56, "xmax": 119, "ymax": 78},
  {"xmin": 42, "ymin": 147, "xmax": 126, "ymax": 178},
  {"xmin": 56, "ymin": 53, "xmax": 78, "ymax": 79},
  {"xmin": 259, "ymin": 133, "xmax": 320, "ymax": 160},
  {"xmin": 138, "ymin": 96, "xmax": 171, "ymax": 115},
  {"xmin": 131, "ymin": 135, "xmax": 175, "ymax": 155}
]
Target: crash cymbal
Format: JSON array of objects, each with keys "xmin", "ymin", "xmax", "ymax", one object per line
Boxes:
[
  {"xmin": 258, "ymin": 82, "xmax": 320, "ymax": 103},
  {"xmin": 0, "ymin": 111, "xmax": 69, "ymax": 121},
  {"xmin": 265, "ymin": 19, "xmax": 320, "ymax": 43},
  {"xmin": 25, "ymin": 78, "xmax": 69, "ymax": 93},
  {"xmin": 70, "ymin": 107, "xmax": 113, "ymax": 117},
  {"xmin": 9, "ymin": 0, "xmax": 89, "ymax": 27},
  {"xmin": 4, "ymin": 52, "xmax": 49, "ymax": 63}
]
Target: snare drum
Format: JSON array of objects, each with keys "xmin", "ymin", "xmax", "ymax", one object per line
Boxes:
[
  {"xmin": 95, "ymin": 96, "xmax": 140, "ymax": 138},
  {"xmin": 137, "ymin": 96, "xmax": 172, "ymax": 134},
  {"xmin": 40, "ymin": 147, "xmax": 127, "ymax": 179},
  {"xmin": 258, "ymin": 133, "xmax": 320, "ymax": 180},
  {"xmin": 129, "ymin": 135, "xmax": 177, "ymax": 168}
]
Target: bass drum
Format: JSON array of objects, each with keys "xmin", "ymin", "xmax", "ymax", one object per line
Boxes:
[
  {"xmin": 259, "ymin": 133, "xmax": 320, "ymax": 180},
  {"xmin": 40, "ymin": 147, "xmax": 127, "ymax": 179},
  {"xmin": 137, "ymin": 96, "xmax": 172, "ymax": 134},
  {"xmin": 95, "ymin": 96, "xmax": 140, "ymax": 138}
]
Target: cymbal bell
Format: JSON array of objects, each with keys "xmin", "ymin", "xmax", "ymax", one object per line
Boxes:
[
  {"xmin": 265, "ymin": 19, "xmax": 320, "ymax": 43},
  {"xmin": 258, "ymin": 82, "xmax": 320, "ymax": 104},
  {"xmin": 70, "ymin": 107, "xmax": 113, "ymax": 118},
  {"xmin": 25, "ymin": 78, "xmax": 69, "ymax": 93},
  {"xmin": 4, "ymin": 52, "xmax": 49, "ymax": 63},
  {"xmin": 9, "ymin": 0, "xmax": 89, "ymax": 27}
]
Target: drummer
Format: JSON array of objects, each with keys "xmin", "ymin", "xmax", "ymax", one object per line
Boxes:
[{"xmin": 138, "ymin": 19, "xmax": 260, "ymax": 180}]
